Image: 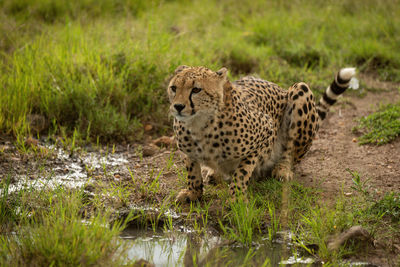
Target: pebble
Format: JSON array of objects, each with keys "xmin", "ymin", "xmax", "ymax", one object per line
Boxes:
[
  {"xmin": 142, "ymin": 145, "xmax": 158, "ymax": 157},
  {"xmin": 144, "ymin": 124, "xmax": 153, "ymax": 132},
  {"xmin": 25, "ymin": 137, "xmax": 39, "ymax": 147},
  {"xmin": 152, "ymin": 136, "xmax": 176, "ymax": 148}
]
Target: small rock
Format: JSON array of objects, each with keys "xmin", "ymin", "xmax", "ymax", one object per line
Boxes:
[
  {"xmin": 144, "ymin": 124, "xmax": 153, "ymax": 132},
  {"xmin": 27, "ymin": 114, "xmax": 48, "ymax": 134},
  {"xmin": 327, "ymin": 225, "xmax": 371, "ymax": 251},
  {"xmin": 153, "ymin": 136, "xmax": 176, "ymax": 148},
  {"xmin": 142, "ymin": 145, "xmax": 158, "ymax": 157},
  {"xmin": 25, "ymin": 137, "xmax": 39, "ymax": 147},
  {"xmin": 83, "ymin": 184, "xmax": 96, "ymax": 193},
  {"xmin": 133, "ymin": 259, "xmax": 155, "ymax": 267}
]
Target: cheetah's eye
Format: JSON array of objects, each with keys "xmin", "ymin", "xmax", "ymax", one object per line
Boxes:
[
  {"xmin": 192, "ymin": 87, "xmax": 202, "ymax": 93},
  {"xmin": 170, "ymin": 86, "xmax": 177, "ymax": 93}
]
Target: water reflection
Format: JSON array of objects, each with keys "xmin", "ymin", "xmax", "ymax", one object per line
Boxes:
[
  {"xmin": 121, "ymin": 227, "xmax": 317, "ymax": 266},
  {"xmin": 1, "ymin": 145, "xmax": 129, "ymax": 194}
]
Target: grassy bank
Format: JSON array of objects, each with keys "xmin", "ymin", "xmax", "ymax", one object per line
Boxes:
[
  {"xmin": 0, "ymin": 180, "xmax": 136, "ymax": 266},
  {"xmin": 1, "ymin": 0, "xmax": 399, "ymax": 141},
  {"xmin": 1, "ymin": 165, "xmax": 399, "ymax": 266},
  {"xmin": 353, "ymin": 101, "xmax": 400, "ymax": 145}
]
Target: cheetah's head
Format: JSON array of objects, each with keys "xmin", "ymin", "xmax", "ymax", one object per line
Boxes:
[{"xmin": 167, "ymin": 65, "xmax": 229, "ymax": 122}]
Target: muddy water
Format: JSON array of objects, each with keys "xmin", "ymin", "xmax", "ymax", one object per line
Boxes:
[
  {"xmin": 1, "ymin": 145, "xmax": 129, "ymax": 194},
  {"xmin": 121, "ymin": 227, "xmax": 317, "ymax": 266}
]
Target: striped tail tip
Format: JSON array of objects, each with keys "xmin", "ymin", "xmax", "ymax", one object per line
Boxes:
[
  {"xmin": 338, "ymin": 67, "xmax": 356, "ymax": 84},
  {"xmin": 317, "ymin": 67, "xmax": 356, "ymax": 120}
]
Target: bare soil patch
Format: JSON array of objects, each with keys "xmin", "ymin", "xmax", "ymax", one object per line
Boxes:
[{"xmin": 296, "ymin": 87, "xmax": 400, "ymax": 201}]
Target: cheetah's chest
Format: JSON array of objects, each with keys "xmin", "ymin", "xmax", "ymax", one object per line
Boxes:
[{"xmin": 174, "ymin": 109, "xmax": 276, "ymax": 173}]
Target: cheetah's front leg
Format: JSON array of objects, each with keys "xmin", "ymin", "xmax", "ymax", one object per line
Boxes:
[
  {"xmin": 229, "ymin": 154, "xmax": 258, "ymax": 200},
  {"xmin": 176, "ymin": 158, "xmax": 203, "ymax": 203}
]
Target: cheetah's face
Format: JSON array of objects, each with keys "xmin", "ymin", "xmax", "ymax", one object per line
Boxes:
[{"xmin": 167, "ymin": 66, "xmax": 228, "ymax": 122}]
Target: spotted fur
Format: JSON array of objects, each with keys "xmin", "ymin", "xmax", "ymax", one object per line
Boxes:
[{"xmin": 167, "ymin": 66, "xmax": 355, "ymax": 202}]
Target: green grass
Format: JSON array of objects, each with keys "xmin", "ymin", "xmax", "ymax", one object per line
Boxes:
[
  {"xmin": 369, "ymin": 192, "xmax": 400, "ymax": 222},
  {"xmin": 291, "ymin": 171, "xmax": 400, "ymax": 263},
  {"xmin": 1, "ymin": 0, "xmax": 399, "ymax": 141},
  {"xmin": 219, "ymin": 197, "xmax": 264, "ymax": 245},
  {"xmin": 0, "ymin": 182, "xmax": 136, "ymax": 266},
  {"xmin": 2, "ymin": 157, "xmax": 399, "ymax": 265},
  {"xmin": 353, "ymin": 102, "xmax": 400, "ymax": 145}
]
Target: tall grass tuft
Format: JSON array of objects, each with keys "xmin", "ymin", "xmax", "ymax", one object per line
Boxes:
[
  {"xmin": 219, "ymin": 197, "xmax": 264, "ymax": 246},
  {"xmin": 0, "ymin": 188, "xmax": 135, "ymax": 266}
]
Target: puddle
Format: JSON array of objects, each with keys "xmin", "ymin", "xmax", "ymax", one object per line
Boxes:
[
  {"xmin": 1, "ymin": 145, "xmax": 129, "ymax": 194},
  {"xmin": 121, "ymin": 227, "xmax": 318, "ymax": 266}
]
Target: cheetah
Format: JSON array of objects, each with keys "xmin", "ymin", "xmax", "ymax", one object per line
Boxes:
[{"xmin": 167, "ymin": 65, "xmax": 356, "ymax": 203}]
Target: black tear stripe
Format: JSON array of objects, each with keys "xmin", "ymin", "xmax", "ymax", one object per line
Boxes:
[{"xmin": 189, "ymin": 92, "xmax": 195, "ymax": 115}]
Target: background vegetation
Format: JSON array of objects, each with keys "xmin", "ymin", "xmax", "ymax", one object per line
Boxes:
[{"xmin": 1, "ymin": 0, "xmax": 399, "ymax": 142}]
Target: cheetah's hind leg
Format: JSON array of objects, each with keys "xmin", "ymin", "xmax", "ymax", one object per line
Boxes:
[
  {"xmin": 271, "ymin": 162, "xmax": 294, "ymax": 182},
  {"xmin": 272, "ymin": 82, "xmax": 318, "ymax": 181}
]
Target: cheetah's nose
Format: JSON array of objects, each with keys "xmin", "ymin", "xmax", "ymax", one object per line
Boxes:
[{"xmin": 174, "ymin": 104, "xmax": 185, "ymax": 113}]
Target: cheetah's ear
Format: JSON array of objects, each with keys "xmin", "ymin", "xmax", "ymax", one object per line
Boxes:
[
  {"xmin": 174, "ymin": 65, "xmax": 189, "ymax": 75},
  {"xmin": 216, "ymin": 67, "xmax": 228, "ymax": 79}
]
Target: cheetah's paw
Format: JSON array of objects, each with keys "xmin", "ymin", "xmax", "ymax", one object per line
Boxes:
[
  {"xmin": 205, "ymin": 169, "xmax": 224, "ymax": 185},
  {"xmin": 176, "ymin": 189, "xmax": 202, "ymax": 204},
  {"xmin": 271, "ymin": 164, "xmax": 294, "ymax": 182}
]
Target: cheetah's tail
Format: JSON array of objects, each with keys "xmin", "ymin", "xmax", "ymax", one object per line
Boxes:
[{"xmin": 316, "ymin": 67, "xmax": 356, "ymax": 120}]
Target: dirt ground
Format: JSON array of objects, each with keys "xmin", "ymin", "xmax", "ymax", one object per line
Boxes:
[{"xmin": 297, "ymin": 78, "xmax": 400, "ymax": 201}]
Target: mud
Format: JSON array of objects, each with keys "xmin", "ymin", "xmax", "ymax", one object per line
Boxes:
[{"xmin": 0, "ymin": 142, "xmax": 129, "ymax": 194}]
